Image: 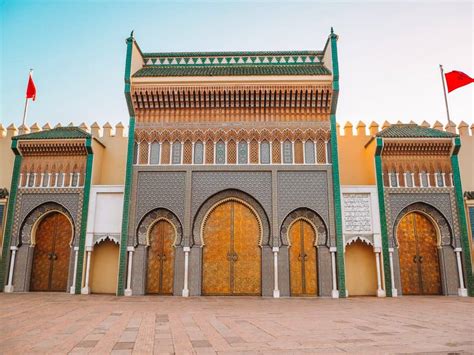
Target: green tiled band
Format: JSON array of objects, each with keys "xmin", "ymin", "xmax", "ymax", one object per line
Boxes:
[
  {"xmin": 329, "ymin": 29, "xmax": 346, "ymax": 297},
  {"xmin": 451, "ymin": 137, "xmax": 473, "ymax": 296},
  {"xmin": 74, "ymin": 137, "xmax": 93, "ymax": 294},
  {"xmin": 375, "ymin": 137, "xmax": 392, "ymax": 297},
  {"xmin": 0, "ymin": 140, "xmax": 22, "ymax": 289},
  {"xmin": 117, "ymin": 33, "xmax": 136, "ymax": 296}
]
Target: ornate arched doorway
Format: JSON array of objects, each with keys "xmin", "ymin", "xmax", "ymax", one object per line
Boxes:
[
  {"xmin": 30, "ymin": 212, "xmax": 72, "ymax": 291},
  {"xmin": 202, "ymin": 199, "xmax": 261, "ymax": 295},
  {"xmin": 288, "ymin": 219, "xmax": 317, "ymax": 296},
  {"xmin": 397, "ymin": 212, "xmax": 441, "ymax": 295},
  {"xmin": 146, "ymin": 219, "xmax": 175, "ymax": 295}
]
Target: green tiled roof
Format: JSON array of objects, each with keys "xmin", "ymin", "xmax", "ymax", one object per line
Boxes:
[
  {"xmin": 133, "ymin": 64, "xmax": 331, "ymax": 77},
  {"xmin": 143, "ymin": 50, "xmax": 323, "ymax": 58},
  {"xmin": 377, "ymin": 124, "xmax": 457, "ymax": 138},
  {"xmin": 13, "ymin": 127, "xmax": 91, "ymax": 140}
]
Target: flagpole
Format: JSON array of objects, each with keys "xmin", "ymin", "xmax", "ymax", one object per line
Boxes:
[
  {"xmin": 21, "ymin": 98, "xmax": 29, "ymax": 127},
  {"xmin": 439, "ymin": 64, "xmax": 451, "ymax": 125},
  {"xmin": 22, "ymin": 69, "xmax": 33, "ymax": 127}
]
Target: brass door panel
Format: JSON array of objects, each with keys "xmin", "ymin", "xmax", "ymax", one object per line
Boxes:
[
  {"xmin": 289, "ymin": 220, "xmax": 317, "ymax": 296},
  {"xmin": 202, "ymin": 201, "xmax": 261, "ymax": 295},
  {"xmin": 232, "ymin": 201, "xmax": 261, "ymax": 295},
  {"xmin": 31, "ymin": 212, "xmax": 71, "ymax": 292},
  {"xmin": 146, "ymin": 220, "xmax": 175, "ymax": 295},
  {"xmin": 397, "ymin": 212, "xmax": 441, "ymax": 295}
]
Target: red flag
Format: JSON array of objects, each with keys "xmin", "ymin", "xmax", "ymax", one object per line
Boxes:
[
  {"xmin": 445, "ymin": 70, "xmax": 474, "ymax": 93},
  {"xmin": 26, "ymin": 72, "xmax": 36, "ymax": 101}
]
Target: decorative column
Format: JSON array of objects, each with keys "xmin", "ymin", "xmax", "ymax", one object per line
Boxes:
[
  {"xmin": 330, "ymin": 247, "xmax": 339, "ymax": 298},
  {"xmin": 182, "ymin": 247, "xmax": 190, "ymax": 297},
  {"xmin": 272, "ymin": 247, "xmax": 280, "ymax": 298},
  {"xmin": 454, "ymin": 248, "xmax": 467, "ymax": 297},
  {"xmin": 388, "ymin": 248, "xmax": 398, "ymax": 297},
  {"xmin": 374, "ymin": 247, "xmax": 385, "ymax": 297},
  {"xmin": 4, "ymin": 246, "xmax": 18, "ymax": 293},
  {"xmin": 81, "ymin": 246, "xmax": 93, "ymax": 294},
  {"xmin": 124, "ymin": 246, "xmax": 134, "ymax": 296},
  {"xmin": 70, "ymin": 246, "xmax": 79, "ymax": 294}
]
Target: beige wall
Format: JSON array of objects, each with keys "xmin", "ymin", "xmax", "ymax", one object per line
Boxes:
[
  {"xmin": 458, "ymin": 128, "xmax": 474, "ymax": 192},
  {"xmin": 338, "ymin": 123, "xmax": 376, "ymax": 185},
  {"xmin": 345, "ymin": 240, "xmax": 378, "ymax": 296},
  {"xmin": 89, "ymin": 240, "xmax": 119, "ymax": 294},
  {"xmin": 0, "ymin": 125, "xmax": 18, "ymax": 192}
]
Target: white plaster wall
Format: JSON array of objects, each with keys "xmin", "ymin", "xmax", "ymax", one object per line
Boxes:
[
  {"xmin": 86, "ymin": 186, "xmax": 124, "ymax": 247},
  {"xmin": 341, "ymin": 185, "xmax": 382, "ymax": 248}
]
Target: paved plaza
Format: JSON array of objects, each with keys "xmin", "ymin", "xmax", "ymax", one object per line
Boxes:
[{"xmin": 0, "ymin": 293, "xmax": 473, "ymax": 354}]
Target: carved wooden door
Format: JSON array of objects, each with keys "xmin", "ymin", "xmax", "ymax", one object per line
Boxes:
[
  {"xmin": 30, "ymin": 212, "xmax": 71, "ymax": 292},
  {"xmin": 289, "ymin": 220, "xmax": 317, "ymax": 296},
  {"xmin": 398, "ymin": 212, "xmax": 441, "ymax": 295},
  {"xmin": 202, "ymin": 200, "xmax": 261, "ymax": 295},
  {"xmin": 146, "ymin": 220, "xmax": 175, "ymax": 295}
]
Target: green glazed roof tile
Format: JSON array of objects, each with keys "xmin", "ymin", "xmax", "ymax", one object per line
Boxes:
[
  {"xmin": 133, "ymin": 64, "xmax": 331, "ymax": 77},
  {"xmin": 376, "ymin": 124, "xmax": 457, "ymax": 138},
  {"xmin": 143, "ymin": 50, "xmax": 323, "ymax": 58},
  {"xmin": 13, "ymin": 127, "xmax": 91, "ymax": 140}
]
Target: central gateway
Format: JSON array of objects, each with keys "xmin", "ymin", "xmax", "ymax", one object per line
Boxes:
[{"xmin": 202, "ymin": 200, "xmax": 261, "ymax": 295}]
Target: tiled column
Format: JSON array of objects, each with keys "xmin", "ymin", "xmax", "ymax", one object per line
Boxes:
[
  {"xmin": 4, "ymin": 246, "xmax": 18, "ymax": 293},
  {"xmin": 272, "ymin": 247, "xmax": 280, "ymax": 298},
  {"xmin": 182, "ymin": 247, "xmax": 190, "ymax": 297},
  {"xmin": 81, "ymin": 246, "xmax": 93, "ymax": 294},
  {"xmin": 330, "ymin": 247, "xmax": 339, "ymax": 298},
  {"xmin": 388, "ymin": 248, "xmax": 398, "ymax": 297},
  {"xmin": 70, "ymin": 246, "xmax": 79, "ymax": 294},
  {"xmin": 125, "ymin": 246, "xmax": 134, "ymax": 296},
  {"xmin": 454, "ymin": 248, "xmax": 467, "ymax": 297},
  {"xmin": 374, "ymin": 247, "xmax": 385, "ymax": 297}
]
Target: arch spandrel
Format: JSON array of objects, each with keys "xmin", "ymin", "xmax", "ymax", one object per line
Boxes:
[
  {"xmin": 192, "ymin": 189, "xmax": 271, "ymax": 247},
  {"xmin": 136, "ymin": 208, "xmax": 183, "ymax": 247},
  {"xmin": 392, "ymin": 202, "xmax": 452, "ymax": 247},
  {"xmin": 280, "ymin": 208, "xmax": 328, "ymax": 247},
  {"xmin": 19, "ymin": 202, "xmax": 75, "ymax": 247}
]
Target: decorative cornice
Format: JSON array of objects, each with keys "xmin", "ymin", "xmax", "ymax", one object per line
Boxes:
[
  {"xmin": 134, "ymin": 126, "xmax": 331, "ymax": 143},
  {"xmin": 381, "ymin": 141, "xmax": 453, "ymax": 156},
  {"xmin": 131, "ymin": 84, "xmax": 332, "ymax": 112},
  {"xmin": 18, "ymin": 141, "xmax": 89, "ymax": 156}
]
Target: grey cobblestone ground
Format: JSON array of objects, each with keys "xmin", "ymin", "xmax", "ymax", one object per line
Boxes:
[{"xmin": 0, "ymin": 293, "xmax": 473, "ymax": 354}]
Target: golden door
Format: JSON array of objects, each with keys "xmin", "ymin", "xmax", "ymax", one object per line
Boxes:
[
  {"xmin": 397, "ymin": 212, "xmax": 441, "ymax": 295},
  {"xmin": 202, "ymin": 200, "xmax": 261, "ymax": 295},
  {"xmin": 146, "ymin": 220, "xmax": 175, "ymax": 294},
  {"xmin": 30, "ymin": 212, "xmax": 71, "ymax": 292},
  {"xmin": 289, "ymin": 220, "xmax": 317, "ymax": 296}
]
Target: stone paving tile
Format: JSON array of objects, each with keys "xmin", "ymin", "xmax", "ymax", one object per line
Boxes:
[{"xmin": 0, "ymin": 293, "xmax": 473, "ymax": 354}]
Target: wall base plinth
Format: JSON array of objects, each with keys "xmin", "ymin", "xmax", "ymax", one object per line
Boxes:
[
  {"xmin": 124, "ymin": 289, "xmax": 132, "ymax": 296},
  {"xmin": 273, "ymin": 290, "xmax": 280, "ymax": 298},
  {"xmin": 458, "ymin": 288, "xmax": 467, "ymax": 297},
  {"xmin": 391, "ymin": 288, "xmax": 398, "ymax": 297},
  {"xmin": 331, "ymin": 290, "xmax": 339, "ymax": 298},
  {"xmin": 4, "ymin": 285, "xmax": 14, "ymax": 293},
  {"xmin": 377, "ymin": 289, "xmax": 386, "ymax": 297},
  {"xmin": 182, "ymin": 289, "xmax": 189, "ymax": 297},
  {"xmin": 81, "ymin": 287, "xmax": 90, "ymax": 295}
]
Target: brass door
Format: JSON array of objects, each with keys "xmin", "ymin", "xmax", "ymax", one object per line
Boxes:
[
  {"xmin": 202, "ymin": 200, "xmax": 261, "ymax": 295},
  {"xmin": 289, "ymin": 220, "xmax": 317, "ymax": 296},
  {"xmin": 146, "ymin": 220, "xmax": 175, "ymax": 295},
  {"xmin": 397, "ymin": 212, "xmax": 441, "ymax": 295},
  {"xmin": 30, "ymin": 212, "xmax": 72, "ymax": 292}
]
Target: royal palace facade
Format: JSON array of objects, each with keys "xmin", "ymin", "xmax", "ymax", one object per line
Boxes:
[{"xmin": 0, "ymin": 30, "xmax": 473, "ymax": 298}]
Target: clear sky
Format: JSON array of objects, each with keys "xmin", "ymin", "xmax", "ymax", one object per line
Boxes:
[{"xmin": 1, "ymin": 1, "xmax": 473, "ymax": 128}]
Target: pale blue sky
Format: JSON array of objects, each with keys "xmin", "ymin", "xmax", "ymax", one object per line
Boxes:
[{"xmin": 1, "ymin": 1, "xmax": 473, "ymax": 128}]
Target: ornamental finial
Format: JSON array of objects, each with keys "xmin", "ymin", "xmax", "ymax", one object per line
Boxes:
[
  {"xmin": 130, "ymin": 30, "xmax": 134, "ymax": 38},
  {"xmin": 331, "ymin": 27, "xmax": 334, "ymax": 34}
]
